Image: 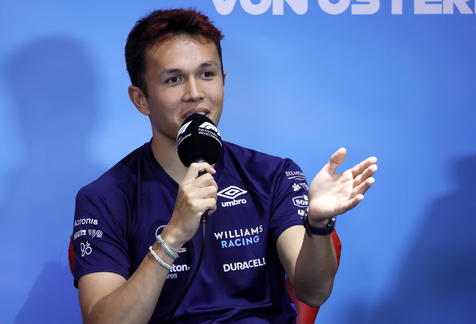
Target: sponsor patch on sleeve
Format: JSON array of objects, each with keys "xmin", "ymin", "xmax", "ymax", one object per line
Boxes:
[
  {"xmin": 292, "ymin": 194, "xmax": 308, "ymax": 208},
  {"xmin": 285, "ymin": 170, "xmax": 306, "ymax": 181}
]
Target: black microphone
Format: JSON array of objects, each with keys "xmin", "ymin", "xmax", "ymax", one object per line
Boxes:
[
  {"xmin": 168, "ymin": 113, "xmax": 222, "ymax": 320},
  {"xmin": 176, "ymin": 113, "xmax": 222, "ymax": 167},
  {"xmin": 176, "ymin": 113, "xmax": 222, "ymax": 223}
]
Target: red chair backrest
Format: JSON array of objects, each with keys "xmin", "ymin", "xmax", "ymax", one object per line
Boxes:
[
  {"xmin": 286, "ymin": 231, "xmax": 342, "ymax": 324},
  {"xmin": 68, "ymin": 235, "xmax": 75, "ymax": 275}
]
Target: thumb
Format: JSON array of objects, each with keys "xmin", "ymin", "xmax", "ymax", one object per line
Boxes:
[{"xmin": 327, "ymin": 147, "xmax": 347, "ymax": 174}]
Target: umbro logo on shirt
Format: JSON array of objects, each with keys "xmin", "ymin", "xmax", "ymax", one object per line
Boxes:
[
  {"xmin": 218, "ymin": 185, "xmax": 248, "ymax": 207},
  {"xmin": 218, "ymin": 186, "xmax": 247, "ymax": 199}
]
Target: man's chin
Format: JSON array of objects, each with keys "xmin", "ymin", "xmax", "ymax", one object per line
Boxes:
[{"xmin": 151, "ymin": 131, "xmax": 178, "ymax": 145}]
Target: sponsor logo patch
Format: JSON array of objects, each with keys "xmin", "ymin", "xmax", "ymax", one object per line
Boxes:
[
  {"xmin": 214, "ymin": 225, "xmax": 264, "ymax": 249},
  {"xmin": 218, "ymin": 186, "xmax": 247, "ymax": 199},
  {"xmin": 292, "ymin": 195, "xmax": 309, "ymax": 208},
  {"xmin": 88, "ymin": 229, "xmax": 103, "ymax": 239},
  {"xmin": 73, "ymin": 229, "xmax": 87, "ymax": 240},
  {"xmin": 285, "ymin": 170, "xmax": 306, "ymax": 181},
  {"xmin": 74, "ymin": 229, "xmax": 103, "ymax": 240},
  {"xmin": 80, "ymin": 241, "xmax": 92, "ymax": 257},
  {"xmin": 74, "ymin": 218, "xmax": 98, "ymax": 227},
  {"xmin": 218, "ymin": 185, "xmax": 248, "ymax": 208},
  {"xmin": 223, "ymin": 257, "xmax": 266, "ymax": 273},
  {"xmin": 167, "ymin": 263, "xmax": 191, "ymax": 279},
  {"xmin": 299, "ymin": 182, "xmax": 309, "ymax": 191}
]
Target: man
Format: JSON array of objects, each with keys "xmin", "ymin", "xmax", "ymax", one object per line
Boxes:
[{"xmin": 71, "ymin": 9, "xmax": 377, "ymax": 324}]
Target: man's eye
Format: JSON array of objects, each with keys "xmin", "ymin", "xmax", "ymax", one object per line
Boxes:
[
  {"xmin": 165, "ymin": 76, "xmax": 182, "ymax": 84},
  {"xmin": 202, "ymin": 71, "xmax": 215, "ymax": 79}
]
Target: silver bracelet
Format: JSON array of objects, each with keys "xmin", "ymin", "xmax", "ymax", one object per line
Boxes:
[
  {"xmin": 149, "ymin": 246, "xmax": 172, "ymax": 271},
  {"xmin": 156, "ymin": 234, "xmax": 179, "ymax": 259}
]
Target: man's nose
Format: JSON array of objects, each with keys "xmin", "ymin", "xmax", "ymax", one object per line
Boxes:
[{"xmin": 183, "ymin": 78, "xmax": 204, "ymax": 102}]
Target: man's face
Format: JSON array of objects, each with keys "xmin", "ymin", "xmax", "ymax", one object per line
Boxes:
[{"xmin": 141, "ymin": 35, "xmax": 225, "ymax": 141}]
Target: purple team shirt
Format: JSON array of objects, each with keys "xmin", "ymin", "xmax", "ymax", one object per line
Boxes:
[{"xmin": 72, "ymin": 140, "xmax": 309, "ymax": 323}]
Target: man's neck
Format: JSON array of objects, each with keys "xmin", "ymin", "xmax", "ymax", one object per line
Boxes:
[{"xmin": 150, "ymin": 135, "xmax": 187, "ymax": 184}]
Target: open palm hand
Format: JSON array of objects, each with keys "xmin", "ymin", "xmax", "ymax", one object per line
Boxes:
[{"xmin": 308, "ymin": 148, "xmax": 378, "ymax": 222}]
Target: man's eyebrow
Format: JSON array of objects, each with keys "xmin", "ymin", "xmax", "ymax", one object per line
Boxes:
[
  {"xmin": 160, "ymin": 61, "xmax": 219, "ymax": 76},
  {"xmin": 161, "ymin": 68, "xmax": 181, "ymax": 76},
  {"xmin": 201, "ymin": 61, "xmax": 219, "ymax": 68}
]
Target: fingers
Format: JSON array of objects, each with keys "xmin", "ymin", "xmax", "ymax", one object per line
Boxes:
[
  {"xmin": 196, "ymin": 184, "xmax": 218, "ymax": 199},
  {"xmin": 182, "ymin": 162, "xmax": 216, "ymax": 182},
  {"xmin": 178, "ymin": 167, "xmax": 218, "ymax": 215},
  {"xmin": 206, "ymin": 198, "xmax": 218, "ymax": 215},
  {"xmin": 180, "ymin": 163, "xmax": 218, "ymax": 201},
  {"xmin": 352, "ymin": 176, "xmax": 375, "ymax": 197},
  {"xmin": 188, "ymin": 196, "xmax": 217, "ymax": 214},
  {"xmin": 354, "ymin": 164, "xmax": 378, "ymax": 187},
  {"xmin": 195, "ymin": 172, "xmax": 218, "ymax": 189},
  {"xmin": 344, "ymin": 194, "xmax": 364, "ymax": 212},
  {"xmin": 181, "ymin": 177, "xmax": 217, "ymax": 201},
  {"xmin": 351, "ymin": 156, "xmax": 377, "ymax": 178},
  {"xmin": 169, "ymin": 163, "xmax": 219, "ymax": 243},
  {"xmin": 327, "ymin": 147, "xmax": 347, "ymax": 174}
]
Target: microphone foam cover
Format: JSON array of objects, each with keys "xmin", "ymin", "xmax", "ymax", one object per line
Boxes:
[{"xmin": 176, "ymin": 113, "xmax": 222, "ymax": 167}]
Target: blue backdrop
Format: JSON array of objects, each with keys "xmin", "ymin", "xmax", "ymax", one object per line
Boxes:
[{"xmin": 0, "ymin": 1, "xmax": 475, "ymax": 323}]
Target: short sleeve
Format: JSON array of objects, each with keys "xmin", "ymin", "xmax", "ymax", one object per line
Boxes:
[
  {"xmin": 269, "ymin": 159, "xmax": 308, "ymax": 242},
  {"xmin": 71, "ymin": 186, "xmax": 131, "ymax": 287}
]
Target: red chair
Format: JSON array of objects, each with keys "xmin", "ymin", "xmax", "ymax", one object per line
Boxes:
[
  {"xmin": 286, "ymin": 231, "xmax": 342, "ymax": 324},
  {"xmin": 68, "ymin": 235, "xmax": 75, "ymax": 275}
]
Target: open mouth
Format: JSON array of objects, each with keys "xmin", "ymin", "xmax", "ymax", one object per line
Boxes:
[
  {"xmin": 187, "ymin": 111, "xmax": 206, "ymax": 118},
  {"xmin": 184, "ymin": 109, "xmax": 209, "ymax": 120}
]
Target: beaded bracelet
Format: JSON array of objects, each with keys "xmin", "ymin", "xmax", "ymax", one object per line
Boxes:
[
  {"xmin": 156, "ymin": 234, "xmax": 179, "ymax": 259},
  {"xmin": 149, "ymin": 246, "xmax": 172, "ymax": 271}
]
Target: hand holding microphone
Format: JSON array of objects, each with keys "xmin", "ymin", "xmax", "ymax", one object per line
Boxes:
[
  {"xmin": 163, "ymin": 113, "xmax": 222, "ymax": 246},
  {"xmin": 162, "ymin": 113, "xmax": 222, "ymax": 319}
]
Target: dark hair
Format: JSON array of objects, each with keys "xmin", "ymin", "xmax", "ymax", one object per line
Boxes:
[{"xmin": 125, "ymin": 9, "xmax": 224, "ymax": 96}]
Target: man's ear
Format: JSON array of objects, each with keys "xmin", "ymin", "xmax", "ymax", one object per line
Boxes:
[
  {"xmin": 223, "ymin": 71, "xmax": 227, "ymax": 85},
  {"xmin": 128, "ymin": 85, "xmax": 150, "ymax": 115}
]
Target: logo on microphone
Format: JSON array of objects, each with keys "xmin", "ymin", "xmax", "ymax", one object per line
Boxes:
[
  {"xmin": 177, "ymin": 120, "xmax": 192, "ymax": 137},
  {"xmin": 218, "ymin": 185, "xmax": 248, "ymax": 207},
  {"xmin": 199, "ymin": 122, "xmax": 221, "ymax": 136}
]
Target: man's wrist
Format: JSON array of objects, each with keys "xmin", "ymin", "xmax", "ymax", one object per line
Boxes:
[
  {"xmin": 304, "ymin": 210, "xmax": 336, "ymax": 236},
  {"xmin": 308, "ymin": 218, "xmax": 330, "ymax": 227},
  {"xmin": 149, "ymin": 243, "xmax": 174, "ymax": 269},
  {"xmin": 160, "ymin": 227, "xmax": 185, "ymax": 251}
]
